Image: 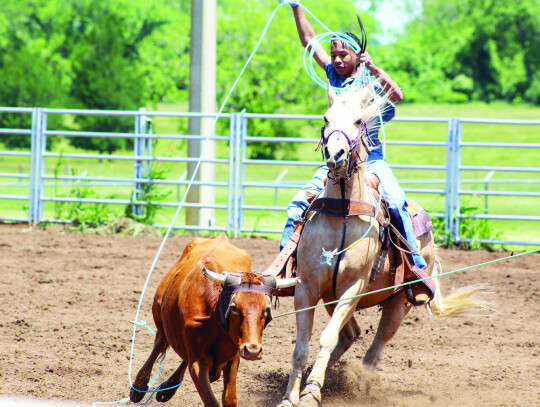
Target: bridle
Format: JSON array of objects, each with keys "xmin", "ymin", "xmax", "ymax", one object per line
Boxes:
[
  {"xmin": 315, "ymin": 117, "xmax": 380, "ymax": 298},
  {"xmin": 316, "ymin": 119, "xmax": 373, "ymax": 180}
]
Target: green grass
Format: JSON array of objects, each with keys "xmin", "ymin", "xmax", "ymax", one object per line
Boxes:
[{"xmin": 0, "ymin": 101, "xmax": 538, "ymax": 248}]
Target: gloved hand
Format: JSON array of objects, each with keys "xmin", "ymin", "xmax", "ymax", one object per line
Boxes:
[{"xmin": 277, "ymin": 0, "xmax": 300, "ymax": 8}]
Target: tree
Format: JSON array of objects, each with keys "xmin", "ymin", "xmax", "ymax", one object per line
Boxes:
[
  {"xmin": 385, "ymin": 0, "xmax": 540, "ymax": 104},
  {"xmin": 0, "ymin": 0, "xmax": 190, "ymax": 151},
  {"xmin": 66, "ymin": 0, "xmax": 170, "ymax": 153},
  {"xmin": 0, "ymin": 0, "xmax": 71, "ymax": 148}
]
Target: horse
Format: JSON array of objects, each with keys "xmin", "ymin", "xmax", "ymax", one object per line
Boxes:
[{"xmin": 277, "ymin": 83, "xmax": 488, "ymax": 407}]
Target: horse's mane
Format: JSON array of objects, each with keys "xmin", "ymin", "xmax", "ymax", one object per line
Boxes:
[{"xmin": 336, "ymin": 81, "xmax": 392, "ymax": 137}]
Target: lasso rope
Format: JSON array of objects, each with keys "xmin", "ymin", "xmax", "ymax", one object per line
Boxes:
[
  {"xmin": 276, "ymin": 248, "xmax": 540, "ymax": 318},
  {"xmin": 95, "ymin": 1, "xmax": 444, "ymax": 404},
  {"xmin": 95, "ymin": 2, "xmax": 335, "ymax": 406},
  {"xmin": 285, "ymin": 1, "xmax": 391, "ymax": 263},
  {"xmin": 304, "ymin": 33, "xmax": 367, "ymax": 93},
  {"xmin": 93, "ymin": 325, "xmax": 168, "ymax": 406}
]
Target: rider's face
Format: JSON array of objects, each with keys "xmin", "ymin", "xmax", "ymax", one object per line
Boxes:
[{"xmin": 330, "ymin": 41, "xmax": 357, "ymax": 77}]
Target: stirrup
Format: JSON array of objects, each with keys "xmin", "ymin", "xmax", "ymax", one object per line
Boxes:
[{"xmin": 405, "ymin": 266, "xmax": 436, "ymax": 306}]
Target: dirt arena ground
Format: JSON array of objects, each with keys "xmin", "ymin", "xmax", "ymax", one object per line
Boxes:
[{"xmin": 0, "ymin": 223, "xmax": 539, "ymax": 406}]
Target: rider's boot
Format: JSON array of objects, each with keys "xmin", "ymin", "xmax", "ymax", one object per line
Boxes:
[
  {"xmin": 406, "ymin": 265, "xmax": 436, "ymax": 306},
  {"xmin": 387, "ymin": 206, "xmax": 436, "ymax": 306}
]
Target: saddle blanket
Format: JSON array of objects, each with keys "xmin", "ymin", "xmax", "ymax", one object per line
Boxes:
[{"xmin": 406, "ymin": 199, "xmax": 434, "ymax": 238}]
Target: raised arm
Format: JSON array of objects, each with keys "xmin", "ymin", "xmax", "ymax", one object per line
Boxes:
[
  {"xmin": 291, "ymin": 6, "xmax": 329, "ymax": 70},
  {"xmin": 358, "ymin": 51, "xmax": 403, "ymax": 103}
]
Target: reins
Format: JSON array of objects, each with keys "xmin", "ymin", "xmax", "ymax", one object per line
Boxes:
[
  {"xmin": 317, "ymin": 114, "xmax": 386, "ymax": 266},
  {"xmin": 331, "ymin": 178, "xmax": 348, "ymax": 299}
]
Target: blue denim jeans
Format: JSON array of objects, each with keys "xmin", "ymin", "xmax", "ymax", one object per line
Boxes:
[
  {"xmin": 279, "ymin": 161, "xmax": 427, "ymax": 270},
  {"xmin": 279, "ymin": 166, "xmax": 328, "ymax": 250}
]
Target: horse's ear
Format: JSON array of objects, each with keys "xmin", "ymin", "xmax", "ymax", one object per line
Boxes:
[{"xmin": 327, "ymin": 82, "xmax": 337, "ymax": 106}]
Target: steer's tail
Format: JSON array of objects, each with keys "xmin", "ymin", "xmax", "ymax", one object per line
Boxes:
[{"xmin": 428, "ymin": 252, "xmax": 492, "ymax": 317}]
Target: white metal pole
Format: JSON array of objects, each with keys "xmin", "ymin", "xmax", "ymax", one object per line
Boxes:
[{"xmin": 187, "ymin": 0, "xmax": 216, "ymax": 229}]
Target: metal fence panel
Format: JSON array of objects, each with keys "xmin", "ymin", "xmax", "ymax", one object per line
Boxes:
[
  {"xmin": 454, "ymin": 118, "xmax": 540, "ymax": 246},
  {"xmin": 236, "ymin": 114, "xmax": 454, "ymax": 236},
  {"xmin": 0, "ymin": 107, "xmax": 35, "ymax": 222},
  {"xmin": 0, "ymin": 108, "xmax": 236, "ymax": 232},
  {"xmin": 1, "ymin": 107, "xmax": 539, "ymax": 246}
]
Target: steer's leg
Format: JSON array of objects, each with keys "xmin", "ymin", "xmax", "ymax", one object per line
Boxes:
[
  {"xmin": 222, "ymin": 355, "xmax": 240, "ymax": 407},
  {"xmin": 189, "ymin": 358, "xmax": 220, "ymax": 407},
  {"xmin": 130, "ymin": 331, "xmax": 169, "ymax": 403},
  {"xmin": 155, "ymin": 360, "xmax": 188, "ymax": 402},
  {"xmin": 363, "ymin": 291, "xmax": 411, "ymax": 370},
  {"xmin": 278, "ymin": 283, "xmax": 318, "ymax": 407},
  {"xmin": 299, "ymin": 281, "xmax": 364, "ymax": 407}
]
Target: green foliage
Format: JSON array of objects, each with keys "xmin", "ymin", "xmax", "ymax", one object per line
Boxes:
[
  {"xmin": 53, "ymin": 169, "xmax": 116, "ymax": 226},
  {"xmin": 51, "ymin": 153, "xmax": 116, "ymax": 226},
  {"xmin": 387, "ymin": 0, "xmax": 540, "ymax": 104},
  {"xmin": 0, "ymin": 0, "xmax": 187, "ymax": 152},
  {"xmin": 66, "ymin": 0, "xmax": 168, "ymax": 153},
  {"xmin": 431, "ymin": 216, "xmax": 452, "ymax": 247},
  {"xmin": 125, "ymin": 164, "xmax": 172, "ymax": 225},
  {"xmin": 431, "ymin": 205, "xmax": 502, "ymax": 250},
  {"xmin": 0, "ymin": 0, "xmax": 538, "ymax": 155},
  {"xmin": 457, "ymin": 205, "xmax": 502, "ymax": 250}
]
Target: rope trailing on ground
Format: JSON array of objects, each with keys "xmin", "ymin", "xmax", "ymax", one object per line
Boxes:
[{"xmin": 101, "ymin": 2, "xmax": 332, "ymax": 406}]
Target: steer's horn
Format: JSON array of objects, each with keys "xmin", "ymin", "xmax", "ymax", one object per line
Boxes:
[
  {"xmin": 202, "ymin": 268, "xmax": 226, "ymax": 285},
  {"xmin": 275, "ymin": 277, "xmax": 301, "ymax": 289}
]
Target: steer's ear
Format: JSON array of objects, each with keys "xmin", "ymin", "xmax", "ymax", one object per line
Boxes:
[{"xmin": 202, "ymin": 268, "xmax": 226, "ymax": 285}]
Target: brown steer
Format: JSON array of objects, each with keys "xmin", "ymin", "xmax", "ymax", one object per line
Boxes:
[{"xmin": 130, "ymin": 234, "xmax": 299, "ymax": 407}]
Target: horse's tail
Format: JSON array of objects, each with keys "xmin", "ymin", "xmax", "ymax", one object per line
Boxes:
[{"xmin": 428, "ymin": 249, "xmax": 492, "ymax": 317}]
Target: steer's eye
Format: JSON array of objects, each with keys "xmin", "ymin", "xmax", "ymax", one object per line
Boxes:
[
  {"xmin": 229, "ymin": 303, "xmax": 238, "ymax": 313},
  {"xmin": 355, "ymin": 119, "xmax": 363, "ymax": 126}
]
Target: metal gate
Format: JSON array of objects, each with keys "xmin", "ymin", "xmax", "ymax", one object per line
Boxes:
[{"xmin": 1, "ymin": 107, "xmax": 538, "ymax": 245}]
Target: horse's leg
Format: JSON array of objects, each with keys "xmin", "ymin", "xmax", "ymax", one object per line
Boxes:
[
  {"xmin": 155, "ymin": 360, "xmax": 188, "ymax": 402},
  {"xmin": 363, "ymin": 291, "xmax": 411, "ymax": 370},
  {"xmin": 222, "ymin": 356, "xmax": 240, "ymax": 407},
  {"xmin": 130, "ymin": 331, "xmax": 169, "ymax": 403},
  {"xmin": 324, "ymin": 304, "xmax": 361, "ymax": 366},
  {"xmin": 329, "ymin": 316, "xmax": 361, "ymax": 366},
  {"xmin": 277, "ymin": 284, "xmax": 318, "ymax": 407},
  {"xmin": 299, "ymin": 282, "xmax": 364, "ymax": 407}
]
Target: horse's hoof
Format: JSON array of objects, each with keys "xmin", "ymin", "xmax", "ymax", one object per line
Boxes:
[
  {"xmin": 298, "ymin": 382, "xmax": 322, "ymax": 407},
  {"xmin": 155, "ymin": 381, "xmax": 178, "ymax": 402},
  {"xmin": 129, "ymin": 385, "xmax": 147, "ymax": 403},
  {"xmin": 277, "ymin": 399, "xmax": 295, "ymax": 407}
]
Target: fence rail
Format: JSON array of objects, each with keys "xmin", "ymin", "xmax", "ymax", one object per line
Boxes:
[{"xmin": 1, "ymin": 106, "xmax": 539, "ymax": 246}]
